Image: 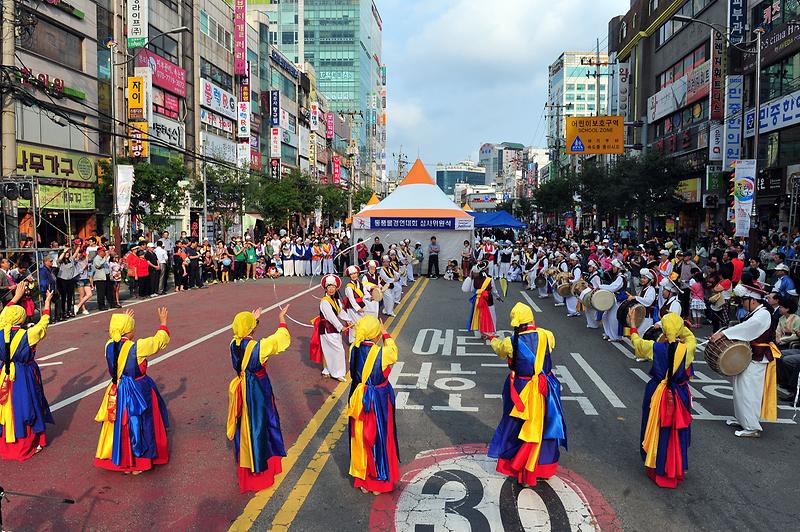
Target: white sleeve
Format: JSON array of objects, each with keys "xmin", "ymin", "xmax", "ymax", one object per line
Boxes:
[
  {"xmin": 491, "ymin": 279, "xmax": 500, "ymax": 298},
  {"xmin": 461, "ymin": 277, "xmax": 473, "ymax": 293},
  {"xmin": 634, "ymin": 286, "xmax": 655, "ymax": 306},
  {"xmin": 590, "ymin": 275, "xmax": 602, "ymax": 288},
  {"xmin": 599, "ymin": 275, "xmax": 624, "ymax": 292},
  {"xmin": 723, "ymin": 308, "xmax": 771, "ymax": 342},
  {"xmin": 573, "ymin": 267, "xmax": 582, "ymax": 281},
  {"xmin": 320, "ymin": 300, "xmax": 344, "ymax": 331},
  {"xmin": 668, "ymin": 299, "xmax": 682, "ymax": 315}
]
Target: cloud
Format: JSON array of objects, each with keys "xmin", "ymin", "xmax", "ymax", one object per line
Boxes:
[{"xmin": 380, "ymin": 0, "xmax": 629, "ymax": 167}]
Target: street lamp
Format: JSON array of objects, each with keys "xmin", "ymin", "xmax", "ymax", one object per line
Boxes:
[{"xmin": 107, "ymin": 26, "xmax": 190, "ymax": 252}]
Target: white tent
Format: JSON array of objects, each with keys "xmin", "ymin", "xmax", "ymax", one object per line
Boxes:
[{"xmin": 353, "ymin": 159, "xmax": 474, "ymax": 272}]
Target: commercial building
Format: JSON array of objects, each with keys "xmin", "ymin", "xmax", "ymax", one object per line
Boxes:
[
  {"xmin": 607, "ymin": 0, "xmax": 730, "ymax": 233},
  {"xmin": 435, "ymin": 161, "xmax": 486, "ymax": 197},
  {"xmin": 546, "ymin": 50, "xmax": 609, "ymax": 174},
  {"xmin": 454, "ymin": 184, "xmax": 497, "ymax": 212},
  {"xmin": 478, "ymin": 142, "xmax": 525, "ymax": 200},
  {"xmin": 253, "ymin": 0, "xmax": 387, "ymax": 190},
  {"xmin": 11, "ymin": 0, "xmax": 104, "ymax": 243}
]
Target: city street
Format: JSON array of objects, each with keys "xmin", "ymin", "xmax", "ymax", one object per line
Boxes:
[{"xmin": 1, "ymin": 277, "xmax": 797, "ymax": 531}]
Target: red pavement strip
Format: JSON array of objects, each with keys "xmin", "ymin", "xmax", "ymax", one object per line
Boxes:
[{"xmin": 1, "ymin": 280, "xmax": 338, "ymax": 531}]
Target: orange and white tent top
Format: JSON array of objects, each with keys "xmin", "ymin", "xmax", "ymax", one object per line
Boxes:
[
  {"xmin": 354, "ymin": 159, "xmax": 471, "ymax": 219},
  {"xmin": 462, "ymin": 203, "xmax": 474, "ymax": 212}
]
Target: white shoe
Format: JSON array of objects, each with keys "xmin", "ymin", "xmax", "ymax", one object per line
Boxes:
[
  {"xmin": 726, "ymin": 420, "xmax": 742, "ymax": 428},
  {"xmin": 554, "ymin": 303, "xmax": 565, "ymax": 307},
  {"xmin": 74, "ymin": 305, "xmax": 79, "ymax": 314},
  {"xmin": 82, "ymin": 309, "xmax": 90, "ymax": 315},
  {"xmin": 734, "ymin": 429, "xmax": 760, "ymax": 438}
]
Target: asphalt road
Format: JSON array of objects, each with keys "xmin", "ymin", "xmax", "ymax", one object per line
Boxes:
[
  {"xmin": 2, "ymin": 277, "xmax": 797, "ymax": 531},
  {"xmin": 244, "ymin": 277, "xmax": 799, "ymax": 532}
]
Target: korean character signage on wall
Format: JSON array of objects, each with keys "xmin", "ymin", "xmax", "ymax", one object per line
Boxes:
[
  {"xmin": 728, "ymin": 0, "xmax": 747, "ymax": 46},
  {"xmin": 234, "ymin": 0, "xmax": 247, "ymax": 75},
  {"xmin": 127, "ymin": 76, "xmax": 145, "ymax": 120},
  {"xmin": 723, "ymin": 75, "xmax": 744, "ymax": 170},
  {"xmin": 200, "ymin": 78, "xmax": 237, "ymax": 119},
  {"xmin": 270, "ymin": 90, "xmax": 280, "ymax": 127},
  {"xmin": 710, "ymin": 30, "xmax": 726, "ymax": 120},
  {"xmin": 127, "ymin": 0, "xmax": 148, "ymax": 48}
]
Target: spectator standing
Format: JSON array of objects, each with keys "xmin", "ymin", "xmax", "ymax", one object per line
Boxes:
[
  {"xmin": 109, "ymin": 253, "xmax": 122, "ymax": 307},
  {"xmin": 92, "ymin": 247, "xmax": 112, "ymax": 311},
  {"xmin": 187, "ymin": 240, "xmax": 203, "ymax": 287},
  {"xmin": 356, "ymin": 239, "xmax": 368, "ymax": 268},
  {"xmin": 370, "ymin": 237, "xmax": 384, "ymax": 262},
  {"xmin": 136, "ymin": 248, "xmax": 151, "ymax": 297},
  {"xmin": 245, "ymin": 236, "xmax": 257, "ymax": 279},
  {"xmin": 39, "ymin": 255, "xmax": 60, "ymax": 322},
  {"xmin": 155, "ymin": 240, "xmax": 169, "ymax": 294},
  {"xmin": 56, "ymin": 247, "xmax": 77, "ymax": 317},
  {"xmin": 145, "ymin": 243, "xmax": 160, "ymax": 297},
  {"xmin": 74, "ymin": 250, "xmax": 92, "ymax": 315},
  {"xmin": 427, "ymin": 236, "xmax": 441, "ymax": 278},
  {"xmin": 232, "ymin": 237, "xmax": 246, "ymax": 281}
]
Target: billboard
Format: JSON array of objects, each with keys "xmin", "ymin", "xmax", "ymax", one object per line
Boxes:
[
  {"xmin": 233, "ymin": 0, "xmax": 247, "ymax": 75},
  {"xmin": 565, "ymin": 116, "xmax": 624, "ymax": 155},
  {"xmin": 134, "ymin": 50, "xmax": 187, "ymax": 97},
  {"xmin": 126, "ymin": 0, "xmax": 147, "ymax": 48}
]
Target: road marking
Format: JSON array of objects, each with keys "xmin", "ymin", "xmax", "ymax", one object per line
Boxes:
[
  {"xmin": 570, "ymin": 352, "xmax": 626, "ymax": 408},
  {"xmin": 50, "ymin": 285, "xmax": 319, "ymax": 413},
  {"xmin": 480, "ymin": 363, "xmax": 508, "ymax": 368},
  {"xmin": 39, "ymin": 347, "xmax": 78, "ymax": 361},
  {"xmin": 520, "ymin": 291, "xmax": 542, "ymax": 313},
  {"xmin": 611, "ymin": 339, "xmax": 635, "ymax": 360},
  {"xmin": 229, "ymin": 278, "xmax": 426, "ymax": 531},
  {"xmin": 561, "ymin": 396, "xmax": 599, "ymax": 416},
  {"xmin": 484, "ymin": 393, "xmax": 502, "ymax": 399},
  {"xmin": 38, "ymin": 361, "xmax": 63, "ymax": 367},
  {"xmin": 47, "ymin": 289, "xmax": 182, "ymax": 328},
  {"xmin": 268, "ymin": 278, "xmax": 429, "ymax": 531}
]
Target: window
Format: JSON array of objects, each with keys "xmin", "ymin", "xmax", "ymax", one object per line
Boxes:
[
  {"xmin": 600, "ymin": 84, "xmax": 606, "ymax": 91},
  {"xmin": 587, "ymin": 104, "xmax": 596, "ymax": 111},
  {"xmin": 288, "ymin": 113, "xmax": 297, "ymax": 134},
  {"xmin": 200, "ymin": 11, "xmax": 209, "ymax": 35},
  {"xmin": 19, "ymin": 14, "xmax": 82, "ymax": 70},
  {"xmin": 566, "ymin": 83, "xmax": 575, "ymax": 90},
  {"xmin": 16, "ymin": 104, "xmax": 86, "ymax": 151},
  {"xmin": 576, "ymin": 84, "xmax": 585, "ymax": 91},
  {"xmin": 270, "ymin": 31, "xmax": 278, "ymax": 44},
  {"xmin": 588, "ymin": 84, "xmax": 595, "ymax": 91},
  {"xmin": 282, "ymin": 31, "xmax": 295, "ymax": 44},
  {"xmin": 649, "ymin": 0, "xmax": 659, "ymax": 14},
  {"xmin": 575, "ymin": 104, "xmax": 586, "ymax": 111},
  {"xmin": 619, "ymin": 21, "xmax": 627, "ymax": 41},
  {"xmin": 565, "ymin": 93, "xmax": 575, "ymax": 101},
  {"xmin": 158, "ymin": 0, "xmax": 178, "ymax": 12},
  {"xmin": 656, "ymin": 0, "xmax": 714, "ymax": 47},
  {"xmin": 201, "ymin": 10, "xmax": 233, "ymax": 52},
  {"xmin": 657, "ymin": 44, "xmax": 708, "ymax": 89},
  {"xmin": 271, "ymin": 69, "xmax": 297, "ymax": 101},
  {"xmin": 200, "ymin": 57, "xmax": 232, "ymax": 91},
  {"xmin": 147, "ymin": 25, "xmax": 179, "ymax": 64}
]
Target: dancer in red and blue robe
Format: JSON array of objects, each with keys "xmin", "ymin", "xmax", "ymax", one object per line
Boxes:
[
  {"xmin": 226, "ymin": 305, "xmax": 291, "ymax": 493},
  {"xmin": 488, "ymin": 303, "xmax": 567, "ymax": 486},
  {"xmin": 347, "ymin": 315, "xmax": 400, "ymax": 494},
  {"xmin": 94, "ymin": 308, "xmax": 171, "ymax": 474},
  {"xmin": 0, "ymin": 288, "xmax": 54, "ymax": 461},
  {"xmin": 629, "ymin": 311, "xmax": 695, "ymax": 488},
  {"xmin": 462, "ymin": 262, "xmax": 500, "ymax": 339}
]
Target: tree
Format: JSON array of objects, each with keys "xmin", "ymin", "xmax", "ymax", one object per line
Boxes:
[
  {"xmin": 190, "ymin": 164, "xmax": 253, "ymax": 240},
  {"xmin": 609, "ymin": 152, "xmax": 687, "ymax": 233},
  {"xmin": 246, "ymin": 169, "xmax": 320, "ymax": 230},
  {"xmin": 531, "ymin": 174, "xmax": 576, "ymax": 216},
  {"xmin": 128, "ymin": 159, "xmax": 189, "ymax": 231},
  {"xmin": 574, "ymin": 161, "xmax": 622, "ymax": 230}
]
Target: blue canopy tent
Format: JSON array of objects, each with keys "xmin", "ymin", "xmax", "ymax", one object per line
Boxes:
[{"xmin": 469, "ymin": 210, "xmax": 527, "ymax": 229}]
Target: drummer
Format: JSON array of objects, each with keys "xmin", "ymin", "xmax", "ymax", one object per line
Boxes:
[
  {"xmin": 565, "ymin": 254, "xmax": 583, "ymax": 318},
  {"xmin": 709, "ymin": 283, "xmax": 781, "ymax": 438},
  {"xmin": 582, "ymin": 260, "xmax": 603, "ymax": 330},
  {"xmin": 599, "ymin": 259, "xmax": 627, "ymax": 342},
  {"xmin": 553, "ymin": 252, "xmax": 567, "ymax": 308},
  {"xmin": 628, "ymin": 269, "xmax": 658, "ymax": 336},
  {"xmin": 658, "ymin": 277, "xmax": 684, "ymax": 319}
]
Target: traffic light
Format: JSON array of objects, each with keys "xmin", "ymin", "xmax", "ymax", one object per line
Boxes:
[{"xmin": 3, "ymin": 183, "xmax": 18, "ymax": 200}]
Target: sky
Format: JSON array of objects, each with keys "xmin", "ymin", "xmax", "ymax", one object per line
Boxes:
[{"xmin": 378, "ymin": 0, "xmax": 630, "ymax": 171}]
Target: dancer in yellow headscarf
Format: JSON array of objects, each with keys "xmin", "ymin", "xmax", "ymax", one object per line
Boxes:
[
  {"xmin": 94, "ymin": 308, "xmax": 171, "ymax": 473},
  {"xmin": 226, "ymin": 304, "xmax": 291, "ymax": 493},
  {"xmin": 630, "ymin": 311, "xmax": 696, "ymax": 488},
  {"xmin": 488, "ymin": 303, "xmax": 567, "ymax": 487},
  {"xmin": 0, "ymin": 286, "xmax": 54, "ymax": 461},
  {"xmin": 347, "ymin": 315, "xmax": 399, "ymax": 494}
]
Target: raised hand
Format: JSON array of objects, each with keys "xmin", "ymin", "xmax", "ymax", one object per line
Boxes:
[
  {"xmin": 379, "ymin": 319, "xmax": 388, "ymax": 336},
  {"xmin": 44, "ymin": 289, "xmax": 54, "ymax": 304},
  {"xmin": 278, "ymin": 304, "xmax": 289, "ymax": 323},
  {"xmin": 157, "ymin": 307, "xmax": 168, "ymax": 326},
  {"xmin": 125, "ymin": 309, "xmax": 135, "ymax": 319},
  {"xmin": 252, "ymin": 307, "xmax": 263, "ymax": 321}
]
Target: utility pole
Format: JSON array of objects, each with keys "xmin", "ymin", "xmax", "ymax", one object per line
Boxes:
[
  {"xmin": 582, "ymin": 48, "xmax": 615, "ymax": 117},
  {"xmin": 545, "ymin": 103, "xmax": 573, "ymax": 179},
  {"xmin": 1, "ymin": 0, "xmax": 19, "ymax": 248}
]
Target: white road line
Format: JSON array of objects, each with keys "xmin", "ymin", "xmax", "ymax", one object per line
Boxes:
[
  {"xmin": 484, "ymin": 393, "xmax": 502, "ymax": 399},
  {"xmin": 480, "ymin": 363, "xmax": 508, "ymax": 368},
  {"xmin": 561, "ymin": 396, "xmax": 599, "ymax": 415},
  {"xmin": 553, "ymin": 365, "xmax": 584, "ymax": 394},
  {"xmin": 611, "ymin": 340, "xmax": 635, "ymax": 360},
  {"xmin": 38, "ymin": 361, "xmax": 63, "ymax": 367},
  {"xmin": 49, "ymin": 285, "xmax": 317, "ymax": 413},
  {"xmin": 570, "ymin": 352, "xmax": 626, "ymax": 408},
  {"xmin": 39, "ymin": 347, "xmax": 78, "ymax": 361},
  {"xmin": 520, "ymin": 291, "xmax": 542, "ymax": 313}
]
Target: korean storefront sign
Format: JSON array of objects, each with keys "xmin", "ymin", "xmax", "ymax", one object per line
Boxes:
[{"xmin": 16, "ymin": 144, "xmax": 96, "ymax": 182}]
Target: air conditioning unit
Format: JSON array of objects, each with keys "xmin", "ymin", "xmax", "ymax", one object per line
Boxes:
[{"xmin": 702, "ymin": 194, "xmax": 718, "ymax": 209}]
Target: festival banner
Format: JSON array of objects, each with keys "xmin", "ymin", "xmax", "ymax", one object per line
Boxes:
[
  {"xmin": 333, "ymin": 154, "xmax": 341, "ymax": 185},
  {"xmin": 732, "ymin": 159, "xmax": 755, "ymax": 236}
]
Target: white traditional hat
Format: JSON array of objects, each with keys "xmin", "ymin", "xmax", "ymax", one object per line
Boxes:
[{"xmin": 321, "ymin": 274, "xmax": 341, "ymax": 289}]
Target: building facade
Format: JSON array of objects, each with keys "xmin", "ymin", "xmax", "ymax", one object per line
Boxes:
[
  {"xmin": 546, "ymin": 50, "xmax": 610, "ymax": 173},
  {"xmin": 435, "ymin": 161, "xmax": 486, "ymax": 197},
  {"xmin": 254, "ymin": 0, "xmax": 386, "ymax": 189},
  {"xmin": 607, "ymin": 0, "xmax": 734, "ymax": 234}
]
